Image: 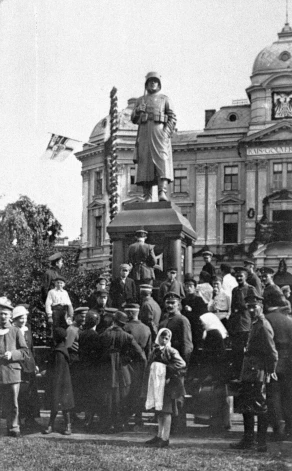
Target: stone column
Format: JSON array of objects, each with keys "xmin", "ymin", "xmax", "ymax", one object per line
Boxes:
[
  {"xmin": 169, "ymin": 238, "xmax": 182, "ymax": 281},
  {"xmin": 196, "ymin": 164, "xmax": 206, "ymax": 244},
  {"xmin": 185, "ymin": 241, "xmax": 193, "ymax": 274},
  {"xmin": 111, "ymin": 238, "xmax": 125, "ymax": 279},
  {"xmin": 245, "ymin": 161, "xmax": 257, "ymax": 243},
  {"xmin": 81, "ymin": 170, "xmax": 90, "ymax": 248},
  {"xmin": 207, "ymin": 164, "xmax": 218, "ymax": 245}
]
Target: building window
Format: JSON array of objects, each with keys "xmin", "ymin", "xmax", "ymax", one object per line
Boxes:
[
  {"xmin": 287, "ymin": 163, "xmax": 292, "ymax": 189},
  {"xmin": 224, "ymin": 166, "xmax": 238, "ymax": 191},
  {"xmin": 130, "ymin": 166, "xmax": 136, "ymax": 192},
  {"xmin": 95, "ymin": 216, "xmax": 102, "ymax": 247},
  {"xmin": 223, "ymin": 213, "xmax": 238, "ymax": 244},
  {"xmin": 95, "ymin": 171, "xmax": 103, "ymax": 195},
  {"xmin": 174, "ymin": 168, "xmax": 188, "ymax": 193},
  {"xmin": 273, "ymin": 164, "xmax": 283, "ymax": 190}
]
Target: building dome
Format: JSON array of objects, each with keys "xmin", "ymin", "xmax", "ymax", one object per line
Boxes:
[{"xmin": 252, "ymin": 23, "xmax": 292, "ymax": 74}]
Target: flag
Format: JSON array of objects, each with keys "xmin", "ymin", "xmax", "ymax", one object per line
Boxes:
[{"xmin": 41, "ymin": 134, "xmax": 81, "ymax": 162}]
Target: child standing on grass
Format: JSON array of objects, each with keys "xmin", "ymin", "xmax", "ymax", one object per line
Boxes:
[
  {"xmin": 43, "ymin": 327, "xmax": 75, "ymax": 435},
  {"xmin": 144, "ymin": 328, "xmax": 186, "ymax": 447}
]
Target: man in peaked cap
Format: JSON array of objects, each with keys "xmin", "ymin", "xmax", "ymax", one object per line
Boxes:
[
  {"xmin": 139, "ymin": 284, "xmax": 162, "ymax": 341},
  {"xmin": 0, "ymin": 297, "xmax": 28, "ymax": 437},
  {"xmin": 96, "ymin": 310, "xmax": 146, "ymax": 433},
  {"xmin": 42, "ymin": 252, "xmax": 64, "ymax": 303},
  {"xmin": 131, "ymin": 72, "xmax": 176, "ymax": 202},
  {"xmin": 158, "ymin": 267, "xmax": 185, "ymax": 306},
  {"xmin": 260, "ymin": 267, "xmax": 287, "ymax": 314},
  {"xmin": 228, "ymin": 266, "xmax": 260, "ymax": 379},
  {"xmin": 128, "ymin": 228, "xmax": 156, "ymax": 290},
  {"xmin": 243, "ymin": 259, "xmax": 262, "ymax": 295},
  {"xmin": 202, "ymin": 250, "xmax": 216, "ymax": 278},
  {"xmin": 230, "ymin": 291, "xmax": 277, "ymax": 452}
]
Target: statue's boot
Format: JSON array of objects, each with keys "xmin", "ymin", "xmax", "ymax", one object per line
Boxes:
[
  {"xmin": 158, "ymin": 178, "xmax": 169, "ymax": 202},
  {"xmin": 143, "ymin": 184, "xmax": 152, "ymax": 202}
]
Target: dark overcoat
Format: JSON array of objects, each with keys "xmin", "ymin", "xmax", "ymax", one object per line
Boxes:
[
  {"xmin": 46, "ymin": 345, "xmax": 75, "ymax": 411},
  {"xmin": 0, "ymin": 326, "xmax": 28, "ymax": 384},
  {"xmin": 265, "ymin": 308, "xmax": 292, "ymax": 374},
  {"xmin": 109, "ymin": 277, "xmax": 137, "ymax": 309}
]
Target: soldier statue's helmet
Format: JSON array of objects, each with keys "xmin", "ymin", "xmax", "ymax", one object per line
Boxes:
[{"xmin": 145, "ymin": 71, "xmax": 161, "ymax": 90}]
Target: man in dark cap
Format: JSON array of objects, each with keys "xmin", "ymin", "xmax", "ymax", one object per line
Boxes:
[
  {"xmin": 109, "ymin": 264, "xmax": 136, "ymax": 310},
  {"xmin": 230, "ymin": 292, "xmax": 277, "ymax": 452},
  {"xmin": 42, "ymin": 252, "xmax": 64, "ymax": 302},
  {"xmin": 123, "ymin": 303, "xmax": 151, "ymax": 426},
  {"xmin": 243, "ymin": 259, "xmax": 262, "ymax": 295},
  {"xmin": 45, "ymin": 275, "xmax": 73, "ymax": 329},
  {"xmin": 202, "ymin": 250, "xmax": 216, "ymax": 278},
  {"xmin": 88, "ymin": 275, "xmax": 111, "ymax": 309},
  {"xmin": 260, "ymin": 267, "xmax": 287, "ymax": 314},
  {"xmin": 0, "ymin": 297, "xmax": 28, "ymax": 437},
  {"xmin": 265, "ymin": 297, "xmax": 292, "ymax": 440},
  {"xmin": 128, "ymin": 229, "xmax": 156, "ymax": 291},
  {"xmin": 96, "ymin": 311, "xmax": 146, "ymax": 433},
  {"xmin": 139, "ymin": 284, "xmax": 161, "ymax": 341},
  {"xmin": 158, "ymin": 268, "xmax": 185, "ymax": 306},
  {"xmin": 131, "ymin": 72, "xmax": 176, "ymax": 202},
  {"xmin": 160, "ymin": 292, "xmax": 193, "ymax": 364},
  {"xmin": 181, "ymin": 274, "xmax": 208, "ymax": 351},
  {"xmin": 228, "ymin": 267, "xmax": 259, "ymax": 379}
]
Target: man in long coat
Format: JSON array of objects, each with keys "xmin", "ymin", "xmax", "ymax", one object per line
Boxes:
[
  {"xmin": 128, "ymin": 229, "xmax": 156, "ymax": 288},
  {"xmin": 131, "ymin": 71, "xmax": 176, "ymax": 202},
  {"xmin": 96, "ymin": 311, "xmax": 146, "ymax": 433},
  {"xmin": 0, "ymin": 297, "xmax": 28, "ymax": 437}
]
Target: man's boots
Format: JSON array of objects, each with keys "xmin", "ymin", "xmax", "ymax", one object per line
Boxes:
[
  {"xmin": 230, "ymin": 413, "xmax": 255, "ymax": 449},
  {"xmin": 143, "ymin": 183, "xmax": 152, "ymax": 202},
  {"xmin": 158, "ymin": 178, "xmax": 168, "ymax": 201},
  {"xmin": 63, "ymin": 411, "xmax": 72, "ymax": 435}
]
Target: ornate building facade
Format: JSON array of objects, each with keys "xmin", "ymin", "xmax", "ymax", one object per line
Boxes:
[{"xmin": 76, "ymin": 23, "xmax": 292, "ymax": 273}]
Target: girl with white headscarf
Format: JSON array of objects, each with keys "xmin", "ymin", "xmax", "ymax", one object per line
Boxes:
[
  {"xmin": 199, "ymin": 312, "xmax": 230, "ymax": 431},
  {"xmin": 144, "ymin": 328, "xmax": 186, "ymax": 448}
]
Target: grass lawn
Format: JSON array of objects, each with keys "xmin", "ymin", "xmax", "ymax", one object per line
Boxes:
[{"xmin": 0, "ymin": 437, "xmax": 290, "ymax": 471}]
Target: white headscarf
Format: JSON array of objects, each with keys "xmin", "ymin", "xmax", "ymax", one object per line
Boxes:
[
  {"xmin": 200, "ymin": 312, "xmax": 228, "ymax": 339},
  {"xmin": 155, "ymin": 327, "xmax": 172, "ymax": 349}
]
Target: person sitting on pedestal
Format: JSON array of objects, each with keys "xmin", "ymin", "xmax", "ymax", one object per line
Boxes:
[{"xmin": 202, "ymin": 251, "xmax": 216, "ymax": 279}]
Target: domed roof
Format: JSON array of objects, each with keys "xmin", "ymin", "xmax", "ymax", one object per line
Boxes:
[
  {"xmin": 89, "ymin": 98, "xmax": 138, "ymax": 143},
  {"xmin": 252, "ymin": 23, "xmax": 292, "ymax": 74}
]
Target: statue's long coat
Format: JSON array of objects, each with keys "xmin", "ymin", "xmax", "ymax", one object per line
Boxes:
[{"xmin": 131, "ymin": 93, "xmax": 176, "ymax": 184}]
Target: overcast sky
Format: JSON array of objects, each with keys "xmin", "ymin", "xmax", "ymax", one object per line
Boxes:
[{"xmin": 0, "ymin": 0, "xmax": 289, "ymax": 238}]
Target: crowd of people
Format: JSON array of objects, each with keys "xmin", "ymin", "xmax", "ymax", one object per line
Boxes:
[{"xmin": 0, "ymin": 249, "xmax": 292, "ymax": 453}]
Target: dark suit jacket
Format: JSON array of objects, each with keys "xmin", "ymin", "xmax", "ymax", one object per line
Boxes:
[{"xmin": 109, "ymin": 277, "xmax": 136, "ymax": 309}]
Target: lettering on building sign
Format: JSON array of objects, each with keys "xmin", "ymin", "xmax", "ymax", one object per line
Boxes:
[{"xmin": 247, "ymin": 146, "xmax": 292, "ymax": 156}]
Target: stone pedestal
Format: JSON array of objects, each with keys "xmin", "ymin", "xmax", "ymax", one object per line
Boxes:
[{"xmin": 107, "ymin": 202, "xmax": 197, "ymax": 282}]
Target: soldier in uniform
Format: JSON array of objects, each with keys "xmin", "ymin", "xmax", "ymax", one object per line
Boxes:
[
  {"xmin": 139, "ymin": 284, "xmax": 162, "ymax": 341},
  {"xmin": 128, "ymin": 228, "xmax": 156, "ymax": 290},
  {"xmin": 230, "ymin": 293, "xmax": 278, "ymax": 452},
  {"xmin": 202, "ymin": 250, "xmax": 216, "ymax": 279},
  {"xmin": 260, "ymin": 267, "xmax": 287, "ymax": 314},
  {"xmin": 131, "ymin": 72, "xmax": 176, "ymax": 202},
  {"xmin": 228, "ymin": 267, "xmax": 259, "ymax": 379},
  {"xmin": 243, "ymin": 259, "xmax": 262, "ymax": 295}
]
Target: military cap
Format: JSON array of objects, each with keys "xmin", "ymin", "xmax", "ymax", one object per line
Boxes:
[
  {"xmin": 139, "ymin": 284, "xmax": 153, "ymax": 292},
  {"xmin": 114, "ymin": 311, "xmax": 128, "ymax": 325},
  {"xmin": 244, "ymin": 292, "xmax": 264, "ymax": 304},
  {"xmin": 135, "ymin": 227, "xmax": 148, "ymax": 236},
  {"xmin": 164, "ymin": 291, "xmax": 181, "ymax": 301},
  {"xmin": 244, "ymin": 259, "xmax": 255, "ymax": 266},
  {"xmin": 202, "ymin": 250, "xmax": 213, "ymax": 257},
  {"xmin": 145, "ymin": 71, "xmax": 161, "ymax": 87},
  {"xmin": 97, "ymin": 275, "xmax": 108, "ymax": 283},
  {"xmin": 54, "ymin": 275, "xmax": 66, "ymax": 283},
  {"xmin": 12, "ymin": 305, "xmax": 29, "ymax": 319},
  {"xmin": 259, "ymin": 267, "xmax": 274, "ymax": 275},
  {"xmin": 184, "ymin": 273, "xmax": 196, "ymax": 284},
  {"xmin": 124, "ymin": 303, "xmax": 140, "ymax": 311},
  {"xmin": 120, "ymin": 263, "xmax": 131, "ymax": 271},
  {"xmin": 104, "ymin": 307, "xmax": 118, "ymax": 315},
  {"xmin": 48, "ymin": 252, "xmax": 63, "ymax": 262},
  {"xmin": 74, "ymin": 306, "xmax": 89, "ymax": 314},
  {"xmin": 281, "ymin": 285, "xmax": 291, "ymax": 293},
  {"xmin": 0, "ymin": 297, "xmax": 13, "ymax": 311},
  {"xmin": 233, "ymin": 266, "xmax": 249, "ymax": 274},
  {"xmin": 96, "ymin": 289, "xmax": 109, "ymax": 297},
  {"xmin": 167, "ymin": 267, "xmax": 178, "ymax": 273}
]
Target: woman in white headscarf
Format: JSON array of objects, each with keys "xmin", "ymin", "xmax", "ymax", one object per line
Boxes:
[
  {"xmin": 199, "ymin": 312, "xmax": 230, "ymax": 431},
  {"xmin": 144, "ymin": 327, "xmax": 186, "ymax": 448}
]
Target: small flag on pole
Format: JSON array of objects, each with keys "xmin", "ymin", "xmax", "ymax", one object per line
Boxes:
[{"xmin": 41, "ymin": 134, "xmax": 81, "ymax": 162}]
